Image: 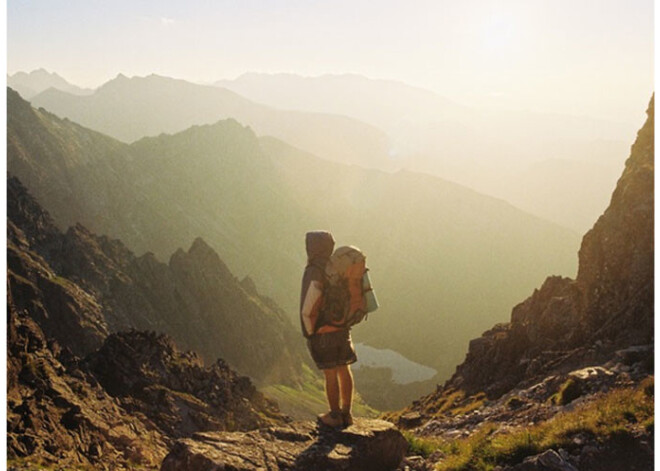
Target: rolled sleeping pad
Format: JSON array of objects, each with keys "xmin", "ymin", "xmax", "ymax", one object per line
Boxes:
[{"xmin": 362, "ymin": 271, "xmax": 379, "ymax": 313}]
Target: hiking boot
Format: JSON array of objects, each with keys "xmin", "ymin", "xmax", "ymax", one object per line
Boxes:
[
  {"xmin": 342, "ymin": 411, "xmax": 354, "ymax": 427},
  {"xmin": 318, "ymin": 411, "xmax": 343, "ymax": 428}
]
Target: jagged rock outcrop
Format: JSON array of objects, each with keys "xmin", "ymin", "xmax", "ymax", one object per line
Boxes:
[
  {"xmin": 503, "ymin": 449, "xmax": 579, "ymax": 471},
  {"xmin": 160, "ymin": 419, "xmax": 408, "ymax": 471},
  {"xmin": 7, "ymin": 288, "xmax": 169, "ymax": 469},
  {"xmin": 7, "ymin": 175, "xmax": 307, "ymax": 385},
  {"xmin": 391, "ymin": 97, "xmax": 654, "ymax": 471},
  {"xmin": 445, "ymin": 96, "xmax": 654, "ymax": 399},
  {"xmin": 576, "ymin": 94, "xmax": 654, "ymax": 345},
  {"xmin": 8, "ymin": 184, "xmax": 109, "ymax": 357},
  {"xmin": 8, "ymin": 282, "xmax": 286, "ymax": 469},
  {"xmin": 7, "ymin": 177, "xmax": 298, "ymax": 468},
  {"xmin": 84, "ymin": 330, "xmax": 283, "ymax": 438}
]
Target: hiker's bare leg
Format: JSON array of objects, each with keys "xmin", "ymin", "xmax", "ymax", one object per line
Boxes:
[
  {"xmin": 323, "ymin": 367, "xmax": 340, "ymax": 412},
  {"xmin": 337, "ymin": 364, "xmax": 353, "ymax": 413}
]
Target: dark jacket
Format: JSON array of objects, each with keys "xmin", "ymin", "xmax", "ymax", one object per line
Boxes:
[{"xmin": 299, "ymin": 231, "xmax": 334, "ymax": 337}]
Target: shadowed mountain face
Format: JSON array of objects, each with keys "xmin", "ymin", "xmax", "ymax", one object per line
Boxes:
[
  {"xmin": 7, "ymin": 301, "xmax": 282, "ymax": 469},
  {"xmin": 7, "ymin": 183, "xmax": 287, "ymax": 468},
  {"xmin": 7, "ymin": 87, "xmax": 580, "ymax": 386},
  {"xmin": 29, "ymin": 74, "xmax": 390, "ymax": 169},
  {"xmin": 7, "ymin": 176, "xmax": 306, "ymax": 385}
]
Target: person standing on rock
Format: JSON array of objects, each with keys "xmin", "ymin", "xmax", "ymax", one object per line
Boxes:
[{"xmin": 300, "ymin": 230, "xmax": 357, "ymax": 428}]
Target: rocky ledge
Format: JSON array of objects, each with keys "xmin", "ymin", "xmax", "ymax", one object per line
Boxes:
[{"xmin": 161, "ymin": 418, "xmax": 408, "ymax": 471}]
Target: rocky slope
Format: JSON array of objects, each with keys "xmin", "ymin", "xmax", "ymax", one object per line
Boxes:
[
  {"xmin": 7, "ymin": 87, "xmax": 580, "ymax": 392},
  {"xmin": 8, "ymin": 183, "xmax": 287, "ymax": 467},
  {"xmin": 7, "ymin": 292, "xmax": 168, "ymax": 469},
  {"xmin": 389, "ymin": 96, "xmax": 654, "ymax": 470},
  {"xmin": 84, "ymin": 331, "xmax": 282, "ymax": 438},
  {"xmin": 7, "ymin": 291, "xmax": 282, "ymax": 469},
  {"xmin": 8, "ymin": 175, "xmax": 307, "ymax": 385},
  {"xmin": 8, "ymin": 237, "xmax": 402, "ymax": 470}
]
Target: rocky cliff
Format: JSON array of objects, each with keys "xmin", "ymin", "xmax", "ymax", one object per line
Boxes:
[
  {"xmin": 8, "ymin": 175, "xmax": 306, "ymax": 385},
  {"xmin": 7, "ymin": 185, "xmax": 287, "ymax": 467},
  {"xmin": 388, "ymin": 97, "xmax": 654, "ymax": 470},
  {"xmin": 8, "ymin": 292, "xmax": 169, "ymax": 469},
  {"xmin": 446, "ymin": 96, "xmax": 653, "ymax": 399},
  {"xmin": 8, "ymin": 293, "xmax": 282, "ymax": 469}
]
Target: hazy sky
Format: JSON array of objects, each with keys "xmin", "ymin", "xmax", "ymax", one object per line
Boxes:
[{"xmin": 7, "ymin": 0, "xmax": 654, "ymax": 123}]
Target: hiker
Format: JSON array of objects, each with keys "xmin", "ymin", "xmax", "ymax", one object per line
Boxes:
[{"xmin": 300, "ymin": 231, "xmax": 357, "ymax": 428}]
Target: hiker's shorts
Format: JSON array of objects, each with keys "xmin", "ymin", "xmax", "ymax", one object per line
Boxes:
[{"xmin": 307, "ymin": 329, "xmax": 357, "ymax": 370}]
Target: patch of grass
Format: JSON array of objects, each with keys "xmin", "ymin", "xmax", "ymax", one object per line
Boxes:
[
  {"xmin": 421, "ymin": 389, "xmax": 466, "ymax": 416},
  {"xmin": 450, "ymin": 393, "xmax": 487, "ymax": 416},
  {"xmin": 384, "ymin": 389, "xmax": 487, "ymax": 424},
  {"xmin": 404, "ymin": 431, "xmax": 445, "ymax": 458},
  {"xmin": 7, "ymin": 456, "xmax": 95, "ymax": 471},
  {"xmin": 505, "ymin": 395, "xmax": 525, "ymax": 410},
  {"xmin": 50, "ymin": 275, "xmax": 74, "ymax": 288},
  {"xmin": 426, "ymin": 377, "xmax": 653, "ymax": 471},
  {"xmin": 550, "ymin": 378, "xmax": 582, "ymax": 406},
  {"xmin": 261, "ymin": 364, "xmax": 379, "ymax": 419}
]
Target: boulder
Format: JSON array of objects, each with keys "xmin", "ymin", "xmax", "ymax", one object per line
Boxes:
[
  {"xmin": 398, "ymin": 412, "xmax": 423, "ymax": 428},
  {"xmin": 506, "ymin": 449, "xmax": 578, "ymax": 471},
  {"xmin": 161, "ymin": 418, "xmax": 408, "ymax": 471}
]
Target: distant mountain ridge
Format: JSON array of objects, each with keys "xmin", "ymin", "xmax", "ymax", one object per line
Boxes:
[
  {"xmin": 23, "ymin": 69, "xmax": 630, "ymax": 231},
  {"xmin": 219, "ymin": 72, "xmax": 632, "ymax": 232},
  {"xmin": 8, "ymin": 68, "xmax": 92, "ymax": 99},
  {"xmin": 7, "ymin": 87, "xmax": 580, "ymax": 396},
  {"xmin": 30, "ymin": 73, "xmax": 390, "ymax": 170}
]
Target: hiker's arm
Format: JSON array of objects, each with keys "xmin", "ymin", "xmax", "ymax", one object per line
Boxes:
[{"xmin": 301, "ymin": 280, "xmax": 323, "ymax": 335}]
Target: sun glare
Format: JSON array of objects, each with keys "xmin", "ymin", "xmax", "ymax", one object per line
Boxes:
[{"xmin": 481, "ymin": 12, "xmax": 517, "ymax": 52}]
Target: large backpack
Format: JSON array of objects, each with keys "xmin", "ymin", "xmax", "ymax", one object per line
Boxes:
[{"xmin": 318, "ymin": 245, "xmax": 378, "ymax": 329}]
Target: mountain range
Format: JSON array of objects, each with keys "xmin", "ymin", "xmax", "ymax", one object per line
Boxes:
[
  {"xmin": 5, "ymin": 67, "xmax": 654, "ymax": 470},
  {"xmin": 17, "ymin": 70, "xmax": 634, "ymax": 231},
  {"xmin": 8, "ymin": 68, "xmax": 92, "ymax": 99},
  {"xmin": 29, "ymin": 74, "xmax": 390, "ymax": 170},
  {"xmin": 7, "ymin": 87, "xmax": 580, "ymax": 393},
  {"xmin": 41, "ymin": 92, "xmax": 651, "ymax": 471},
  {"xmin": 218, "ymin": 72, "xmax": 634, "ymax": 232}
]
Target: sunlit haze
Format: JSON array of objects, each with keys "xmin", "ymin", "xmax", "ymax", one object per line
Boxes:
[
  {"xmin": 5, "ymin": 0, "xmax": 656, "ymax": 454},
  {"xmin": 8, "ymin": 0, "xmax": 653, "ymax": 125}
]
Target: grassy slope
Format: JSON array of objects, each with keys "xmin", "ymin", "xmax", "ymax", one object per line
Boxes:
[
  {"xmin": 262, "ymin": 364, "xmax": 379, "ymax": 420},
  {"xmin": 404, "ymin": 377, "xmax": 653, "ymax": 470}
]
